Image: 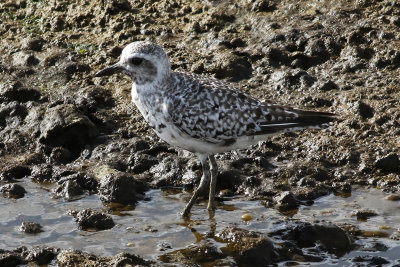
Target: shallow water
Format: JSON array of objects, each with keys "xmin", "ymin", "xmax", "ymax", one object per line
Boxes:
[{"xmin": 1, "ymin": 179, "xmax": 399, "ymax": 265}]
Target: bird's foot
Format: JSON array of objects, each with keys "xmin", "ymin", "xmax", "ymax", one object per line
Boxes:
[{"xmin": 207, "ymin": 201, "xmax": 216, "ymax": 212}]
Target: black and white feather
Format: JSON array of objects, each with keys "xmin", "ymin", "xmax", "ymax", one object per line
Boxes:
[{"xmin": 96, "ymin": 41, "xmax": 335, "ymax": 155}]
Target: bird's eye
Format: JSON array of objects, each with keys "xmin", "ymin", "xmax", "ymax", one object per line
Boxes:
[{"xmin": 129, "ymin": 57, "xmax": 143, "ymax": 66}]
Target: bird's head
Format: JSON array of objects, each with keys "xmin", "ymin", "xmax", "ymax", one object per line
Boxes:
[{"xmin": 95, "ymin": 41, "xmax": 171, "ymax": 85}]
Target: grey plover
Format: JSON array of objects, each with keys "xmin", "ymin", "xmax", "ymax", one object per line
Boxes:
[{"xmin": 95, "ymin": 41, "xmax": 336, "ymax": 216}]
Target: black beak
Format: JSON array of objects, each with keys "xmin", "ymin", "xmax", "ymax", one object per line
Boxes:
[{"xmin": 94, "ymin": 63, "xmax": 125, "ymax": 77}]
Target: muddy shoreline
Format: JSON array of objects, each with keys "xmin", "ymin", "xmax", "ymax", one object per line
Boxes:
[{"xmin": 1, "ymin": 0, "xmax": 400, "ymax": 266}]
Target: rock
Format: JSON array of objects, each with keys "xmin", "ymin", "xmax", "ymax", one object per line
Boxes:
[
  {"xmin": 127, "ymin": 153, "xmax": 159, "ymax": 174},
  {"xmin": 0, "ymin": 183, "xmax": 27, "ymax": 198},
  {"xmin": 53, "ymin": 180, "xmax": 84, "ymax": 201},
  {"xmin": 110, "ymin": 252, "xmax": 151, "ymax": 266},
  {"xmin": 375, "ymin": 153, "xmax": 400, "ymax": 173},
  {"xmin": 54, "ymin": 172, "xmax": 98, "ymax": 200},
  {"xmin": 150, "ymin": 157, "xmax": 187, "ymax": 187},
  {"xmin": 217, "ymin": 227, "xmax": 279, "ymax": 266},
  {"xmin": 352, "ymin": 255, "xmax": 389, "ymax": 265},
  {"xmin": 60, "ymin": 172, "xmax": 98, "ymax": 191},
  {"xmin": 355, "ymin": 209, "xmax": 378, "ymax": 220},
  {"xmin": 353, "ymin": 101, "xmax": 374, "ymax": 119},
  {"xmin": 31, "ymin": 164, "xmax": 54, "ymax": 181},
  {"xmin": 56, "ymin": 250, "xmax": 151, "ymax": 266},
  {"xmin": 56, "ymin": 250, "xmax": 94, "ymax": 266},
  {"xmin": 39, "ymin": 104, "xmax": 98, "ymax": 153},
  {"xmin": 19, "ymin": 222, "xmax": 43, "ymax": 233},
  {"xmin": 283, "ymin": 222, "xmax": 352, "ymax": 253},
  {"xmin": 386, "ymin": 194, "xmax": 400, "ymax": 201},
  {"xmin": 98, "ymin": 171, "xmax": 146, "ymax": 205},
  {"xmin": 274, "ymin": 191, "xmax": 300, "ymax": 211},
  {"xmin": 25, "ymin": 247, "xmax": 58, "ymax": 265},
  {"xmin": 160, "ymin": 240, "xmax": 224, "ymax": 266},
  {"xmin": 75, "ymin": 209, "xmax": 115, "ymax": 230},
  {"xmin": 0, "ymin": 165, "xmax": 31, "ymax": 180}
]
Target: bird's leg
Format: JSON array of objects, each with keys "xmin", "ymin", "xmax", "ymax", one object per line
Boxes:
[
  {"xmin": 207, "ymin": 155, "xmax": 219, "ymax": 212},
  {"xmin": 182, "ymin": 154, "xmax": 210, "ymax": 217}
]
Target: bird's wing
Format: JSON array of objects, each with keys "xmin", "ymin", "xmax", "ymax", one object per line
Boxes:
[{"xmin": 168, "ymin": 72, "xmax": 335, "ymax": 145}]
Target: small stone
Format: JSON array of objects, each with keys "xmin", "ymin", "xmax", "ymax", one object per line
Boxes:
[
  {"xmin": 217, "ymin": 227, "xmax": 278, "ymax": 265},
  {"xmin": 0, "ymin": 183, "xmax": 27, "ymax": 198},
  {"xmin": 98, "ymin": 171, "xmax": 146, "ymax": 205},
  {"xmin": 19, "ymin": 222, "xmax": 43, "ymax": 233},
  {"xmin": 241, "ymin": 213, "xmax": 253, "ymax": 221},
  {"xmin": 111, "ymin": 252, "xmax": 151, "ymax": 266},
  {"xmin": 75, "ymin": 209, "xmax": 115, "ymax": 230},
  {"xmin": 386, "ymin": 194, "xmax": 400, "ymax": 201},
  {"xmin": 25, "ymin": 247, "xmax": 57, "ymax": 265},
  {"xmin": 54, "ymin": 172, "xmax": 98, "ymax": 200},
  {"xmin": 160, "ymin": 240, "xmax": 224, "ymax": 265},
  {"xmin": 352, "ymin": 255, "xmax": 389, "ymax": 265},
  {"xmin": 31, "ymin": 165, "xmax": 54, "ymax": 181},
  {"xmin": 355, "ymin": 209, "xmax": 378, "ymax": 221},
  {"xmin": 274, "ymin": 191, "xmax": 300, "ymax": 211},
  {"xmin": 53, "ymin": 180, "xmax": 84, "ymax": 201},
  {"xmin": 285, "ymin": 222, "xmax": 352, "ymax": 253}
]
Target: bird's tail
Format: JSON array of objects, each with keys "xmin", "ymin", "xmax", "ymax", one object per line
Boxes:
[
  {"xmin": 292, "ymin": 109, "xmax": 337, "ymax": 128},
  {"xmin": 257, "ymin": 106, "xmax": 337, "ymax": 135}
]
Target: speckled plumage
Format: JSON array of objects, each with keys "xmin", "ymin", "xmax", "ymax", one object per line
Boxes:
[{"xmin": 95, "ymin": 41, "xmax": 336, "ymax": 216}]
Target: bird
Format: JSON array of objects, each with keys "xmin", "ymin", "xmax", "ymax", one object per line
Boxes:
[{"xmin": 95, "ymin": 41, "xmax": 336, "ymax": 217}]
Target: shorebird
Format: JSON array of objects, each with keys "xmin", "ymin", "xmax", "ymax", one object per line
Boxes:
[{"xmin": 95, "ymin": 41, "xmax": 336, "ymax": 216}]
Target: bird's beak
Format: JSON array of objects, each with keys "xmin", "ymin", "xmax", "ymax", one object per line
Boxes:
[{"xmin": 94, "ymin": 63, "xmax": 125, "ymax": 77}]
